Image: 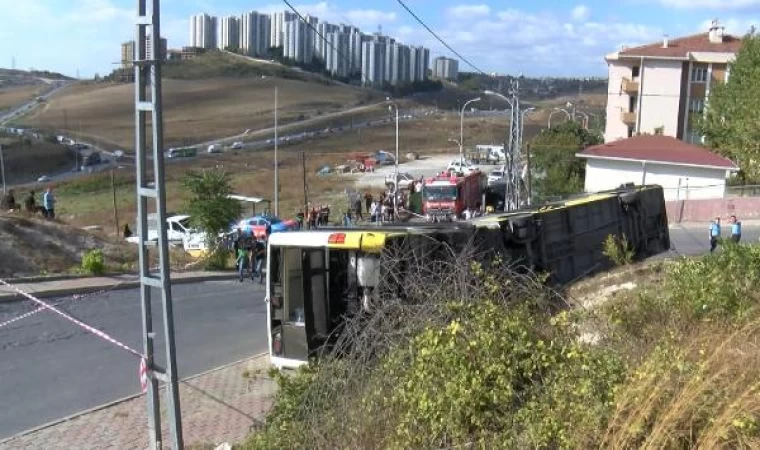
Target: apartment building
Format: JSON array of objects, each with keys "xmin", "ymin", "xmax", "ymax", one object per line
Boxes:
[
  {"xmin": 240, "ymin": 11, "xmax": 270, "ymax": 57},
  {"xmin": 270, "ymin": 11, "xmax": 297, "ymax": 48},
  {"xmin": 433, "ymin": 57, "xmax": 459, "ymax": 80},
  {"xmin": 219, "ymin": 16, "xmax": 240, "ymax": 51},
  {"xmin": 316, "ymin": 22, "xmax": 339, "ymax": 62},
  {"xmin": 120, "ymin": 36, "xmax": 167, "ymax": 69},
  {"xmin": 325, "ymin": 31, "xmax": 350, "ymax": 77},
  {"xmin": 190, "ymin": 13, "xmax": 217, "ymax": 49},
  {"xmin": 410, "ymin": 46, "xmax": 430, "ymax": 82},
  {"xmin": 604, "ymin": 21, "xmax": 741, "ymax": 144}
]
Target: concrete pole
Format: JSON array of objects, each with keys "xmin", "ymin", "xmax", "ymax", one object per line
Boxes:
[
  {"xmin": 460, "ymin": 97, "xmax": 481, "ymax": 162},
  {"xmin": 274, "ymin": 85, "xmax": 279, "ymax": 216},
  {"xmin": 0, "ymin": 144, "xmax": 6, "ymax": 193}
]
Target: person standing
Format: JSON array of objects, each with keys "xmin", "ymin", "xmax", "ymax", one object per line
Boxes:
[
  {"xmin": 364, "ymin": 192, "xmax": 373, "ymax": 215},
  {"xmin": 235, "ymin": 233, "xmax": 248, "ymax": 282},
  {"xmin": 370, "ymin": 199, "xmax": 378, "ymax": 223},
  {"xmin": 730, "ymin": 215, "xmax": 742, "ymax": 243},
  {"xmin": 43, "ymin": 187, "xmax": 56, "ymax": 219},
  {"xmin": 354, "ymin": 196, "xmax": 363, "ymax": 221},
  {"xmin": 253, "ymin": 237, "xmax": 267, "ymax": 283},
  {"xmin": 709, "ymin": 216, "xmax": 721, "ymax": 253}
]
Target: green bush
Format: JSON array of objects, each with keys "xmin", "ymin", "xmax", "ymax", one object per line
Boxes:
[
  {"xmin": 81, "ymin": 249, "xmax": 105, "ymax": 275},
  {"xmin": 603, "ymin": 234, "xmax": 635, "ymax": 266},
  {"xmin": 202, "ymin": 248, "xmax": 230, "ymax": 271}
]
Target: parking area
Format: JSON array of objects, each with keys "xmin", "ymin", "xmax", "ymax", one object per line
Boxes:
[{"xmin": 352, "ymin": 153, "xmax": 503, "ymax": 190}]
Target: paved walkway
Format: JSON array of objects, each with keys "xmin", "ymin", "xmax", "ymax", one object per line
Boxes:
[
  {"xmin": 0, "ymin": 271, "xmax": 238, "ymax": 302},
  {"xmin": 0, "ymin": 354, "xmax": 275, "ymax": 450}
]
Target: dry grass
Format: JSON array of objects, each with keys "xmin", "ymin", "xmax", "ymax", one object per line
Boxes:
[
  {"xmin": 50, "ymin": 116, "xmax": 519, "ymax": 230},
  {"xmin": 0, "ymin": 85, "xmax": 44, "ymax": 111},
  {"xmin": 19, "ymin": 77, "xmax": 376, "ymax": 149},
  {"xmin": 603, "ymin": 315, "xmax": 760, "ymax": 449}
]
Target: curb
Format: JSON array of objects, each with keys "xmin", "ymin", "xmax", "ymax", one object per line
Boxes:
[
  {"xmin": 0, "ymin": 272, "xmax": 239, "ymax": 304},
  {"xmin": 0, "ymin": 353, "xmax": 270, "ymax": 446}
]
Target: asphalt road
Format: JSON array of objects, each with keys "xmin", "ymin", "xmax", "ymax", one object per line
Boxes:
[
  {"xmin": 0, "ymin": 280, "xmax": 267, "ymax": 439},
  {"xmin": 667, "ymin": 223, "xmax": 760, "ymax": 256}
]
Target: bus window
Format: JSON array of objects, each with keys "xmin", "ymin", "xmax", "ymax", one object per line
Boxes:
[
  {"xmin": 305, "ymin": 249, "xmax": 328, "ymax": 340},
  {"xmin": 283, "ymin": 249, "xmax": 304, "ymax": 324}
]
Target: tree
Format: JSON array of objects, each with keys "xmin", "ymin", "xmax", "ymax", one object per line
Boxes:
[
  {"xmin": 182, "ymin": 170, "xmax": 241, "ymax": 247},
  {"xmin": 529, "ymin": 121, "xmax": 602, "ymax": 200},
  {"xmin": 697, "ymin": 32, "xmax": 760, "ymax": 178}
]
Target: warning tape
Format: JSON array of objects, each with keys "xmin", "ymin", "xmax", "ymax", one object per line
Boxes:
[
  {"xmin": 0, "ymin": 279, "xmax": 134, "ymax": 330},
  {"xmin": 0, "ymin": 279, "xmax": 145, "ymax": 360}
]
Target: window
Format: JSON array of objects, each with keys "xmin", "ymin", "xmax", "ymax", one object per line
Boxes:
[
  {"xmin": 627, "ymin": 127, "xmax": 634, "ymax": 138},
  {"xmin": 631, "ymin": 65, "xmax": 640, "ymax": 78},
  {"xmin": 691, "ymin": 66, "xmax": 708, "ymax": 83},
  {"xmin": 628, "ymin": 96, "xmax": 636, "ymax": 113},
  {"xmin": 689, "ymin": 99, "xmax": 705, "ymax": 113}
]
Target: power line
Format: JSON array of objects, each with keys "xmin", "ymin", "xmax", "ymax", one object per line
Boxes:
[
  {"xmin": 281, "ymin": 0, "xmax": 368, "ymax": 83},
  {"xmin": 394, "ymin": 0, "xmax": 488, "ymax": 76}
]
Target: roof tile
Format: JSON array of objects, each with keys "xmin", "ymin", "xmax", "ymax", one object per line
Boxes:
[
  {"xmin": 577, "ymin": 135, "xmax": 738, "ymax": 169},
  {"xmin": 618, "ymin": 32, "xmax": 741, "ymax": 58}
]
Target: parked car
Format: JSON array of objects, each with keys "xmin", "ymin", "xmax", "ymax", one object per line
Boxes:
[
  {"xmin": 207, "ymin": 144, "xmax": 221, "ymax": 153},
  {"xmin": 230, "ymin": 141, "xmax": 243, "ymax": 150},
  {"xmin": 487, "ymin": 170, "xmax": 506, "ymax": 187},
  {"xmin": 234, "ymin": 215, "xmax": 298, "ymax": 239},
  {"xmin": 446, "ymin": 159, "xmax": 480, "ymax": 175},
  {"xmin": 385, "ymin": 172, "xmax": 416, "ymax": 190},
  {"xmin": 37, "ymin": 175, "xmax": 51, "ymax": 183}
]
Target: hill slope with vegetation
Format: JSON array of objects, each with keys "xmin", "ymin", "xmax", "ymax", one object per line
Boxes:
[{"xmin": 242, "ymin": 242, "xmax": 760, "ymax": 449}]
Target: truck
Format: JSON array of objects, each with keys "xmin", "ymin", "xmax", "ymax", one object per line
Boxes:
[
  {"xmin": 422, "ymin": 171, "xmax": 484, "ymax": 219},
  {"xmin": 466, "ymin": 145, "xmax": 505, "ymax": 164},
  {"xmin": 165, "ymin": 147, "xmax": 197, "ymax": 159}
]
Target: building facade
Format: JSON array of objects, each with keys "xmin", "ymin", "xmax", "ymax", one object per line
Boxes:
[
  {"xmin": 604, "ymin": 21, "xmax": 741, "ymax": 144},
  {"xmin": 433, "ymin": 57, "xmax": 459, "ymax": 80},
  {"xmin": 240, "ymin": 11, "xmax": 270, "ymax": 57},
  {"xmin": 325, "ymin": 31, "xmax": 349, "ymax": 77},
  {"xmin": 190, "ymin": 13, "xmax": 217, "ymax": 49},
  {"xmin": 270, "ymin": 11, "xmax": 297, "ymax": 48},
  {"xmin": 219, "ymin": 16, "xmax": 240, "ymax": 51},
  {"xmin": 121, "ymin": 36, "xmax": 167, "ymax": 68}
]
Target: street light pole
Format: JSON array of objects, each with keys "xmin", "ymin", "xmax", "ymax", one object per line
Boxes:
[
  {"xmin": 274, "ymin": 85, "xmax": 279, "ymax": 216},
  {"xmin": 387, "ymin": 98, "xmax": 400, "ymax": 219},
  {"xmin": 460, "ymin": 97, "xmax": 481, "ymax": 162},
  {"xmin": 548, "ymin": 108, "xmax": 571, "ymax": 128},
  {"xmin": 0, "ymin": 144, "xmax": 5, "ymax": 193}
]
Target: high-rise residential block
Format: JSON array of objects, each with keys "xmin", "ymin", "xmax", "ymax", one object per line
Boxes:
[
  {"xmin": 270, "ymin": 11, "xmax": 297, "ymax": 48},
  {"xmin": 219, "ymin": 16, "xmax": 240, "ymax": 50},
  {"xmin": 121, "ymin": 35, "xmax": 167, "ymax": 69},
  {"xmin": 326, "ymin": 31, "xmax": 350, "ymax": 77},
  {"xmin": 190, "ymin": 13, "xmax": 217, "ymax": 49},
  {"xmin": 433, "ymin": 57, "xmax": 459, "ymax": 80},
  {"xmin": 240, "ymin": 11, "xmax": 271, "ymax": 56}
]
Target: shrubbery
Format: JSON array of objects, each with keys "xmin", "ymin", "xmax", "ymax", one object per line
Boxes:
[
  {"xmin": 81, "ymin": 249, "xmax": 105, "ymax": 275},
  {"xmin": 242, "ymin": 244, "xmax": 760, "ymax": 449}
]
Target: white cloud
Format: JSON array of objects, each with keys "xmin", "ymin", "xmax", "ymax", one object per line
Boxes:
[
  {"xmin": 659, "ymin": 0, "xmax": 760, "ymax": 9},
  {"xmin": 345, "ymin": 9, "xmax": 397, "ymax": 26},
  {"xmin": 424, "ymin": 7, "xmax": 662, "ymax": 76},
  {"xmin": 447, "ymin": 4, "xmax": 491, "ymax": 17},
  {"xmin": 571, "ymin": 5, "xmax": 590, "ymax": 21}
]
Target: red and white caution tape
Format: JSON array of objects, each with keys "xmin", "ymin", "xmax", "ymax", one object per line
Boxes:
[
  {"xmin": 139, "ymin": 358, "xmax": 149, "ymax": 393},
  {"xmin": 0, "ymin": 279, "xmax": 144, "ymax": 360},
  {"xmin": 0, "ymin": 306, "xmax": 46, "ymax": 329}
]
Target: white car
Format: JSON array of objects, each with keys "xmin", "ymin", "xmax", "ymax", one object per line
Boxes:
[
  {"xmin": 446, "ymin": 159, "xmax": 479, "ymax": 175},
  {"xmin": 487, "ymin": 170, "xmax": 506, "ymax": 186},
  {"xmin": 37, "ymin": 175, "xmax": 51, "ymax": 183},
  {"xmin": 385, "ymin": 172, "xmax": 416, "ymax": 190},
  {"xmin": 207, "ymin": 144, "xmax": 221, "ymax": 153},
  {"xmin": 230, "ymin": 141, "xmax": 243, "ymax": 150}
]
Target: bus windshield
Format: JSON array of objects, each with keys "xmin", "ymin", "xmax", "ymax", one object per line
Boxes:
[{"xmin": 424, "ymin": 186, "xmax": 457, "ymax": 201}]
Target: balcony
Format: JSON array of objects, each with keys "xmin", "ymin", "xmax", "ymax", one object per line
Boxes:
[
  {"xmin": 622, "ymin": 77, "xmax": 639, "ymax": 95},
  {"xmin": 620, "ymin": 111, "xmax": 637, "ymax": 125}
]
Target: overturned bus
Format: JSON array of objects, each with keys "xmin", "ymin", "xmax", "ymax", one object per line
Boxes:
[{"xmin": 265, "ymin": 185, "xmax": 671, "ymax": 368}]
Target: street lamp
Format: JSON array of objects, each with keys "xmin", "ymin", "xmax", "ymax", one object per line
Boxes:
[
  {"xmin": 548, "ymin": 108, "xmax": 571, "ymax": 128},
  {"xmin": 575, "ymin": 111, "xmax": 590, "ymax": 129},
  {"xmin": 387, "ymin": 97, "xmax": 400, "ymax": 219},
  {"xmin": 460, "ymin": 97, "xmax": 481, "ymax": 162},
  {"xmin": 274, "ymin": 85, "xmax": 279, "ymax": 216}
]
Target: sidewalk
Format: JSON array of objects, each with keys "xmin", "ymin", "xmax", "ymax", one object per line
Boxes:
[
  {"xmin": 0, "ymin": 271, "xmax": 238, "ymax": 303},
  {"xmin": 0, "ymin": 354, "xmax": 276, "ymax": 450}
]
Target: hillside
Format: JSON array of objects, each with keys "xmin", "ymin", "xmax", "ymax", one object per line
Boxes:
[
  {"xmin": 0, "ymin": 68, "xmax": 72, "ymax": 87},
  {"xmin": 18, "ymin": 52, "xmax": 381, "ymax": 149},
  {"xmin": 0, "ymin": 132, "xmax": 75, "ymax": 184}
]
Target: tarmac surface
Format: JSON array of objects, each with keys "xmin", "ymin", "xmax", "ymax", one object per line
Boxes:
[{"xmin": 0, "ymin": 279, "xmax": 267, "ymax": 439}]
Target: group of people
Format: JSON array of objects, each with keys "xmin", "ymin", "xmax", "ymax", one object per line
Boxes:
[
  {"xmin": 1, "ymin": 188, "xmax": 56, "ymax": 219},
  {"xmin": 708, "ymin": 215, "xmax": 742, "ymax": 253},
  {"xmin": 233, "ymin": 229, "xmax": 267, "ymax": 283},
  {"xmin": 304, "ymin": 205, "xmax": 331, "ymax": 229}
]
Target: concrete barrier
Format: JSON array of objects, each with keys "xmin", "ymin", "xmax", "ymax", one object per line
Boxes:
[{"xmin": 666, "ymin": 197, "xmax": 760, "ymax": 223}]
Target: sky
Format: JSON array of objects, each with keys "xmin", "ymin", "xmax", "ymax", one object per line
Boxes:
[{"xmin": 0, "ymin": 0, "xmax": 759, "ymax": 79}]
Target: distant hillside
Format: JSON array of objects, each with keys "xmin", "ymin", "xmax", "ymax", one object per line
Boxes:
[{"xmin": 0, "ymin": 68, "xmax": 72, "ymax": 87}]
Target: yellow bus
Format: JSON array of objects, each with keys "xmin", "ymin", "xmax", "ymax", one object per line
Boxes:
[{"xmin": 266, "ymin": 185, "xmax": 670, "ymax": 368}]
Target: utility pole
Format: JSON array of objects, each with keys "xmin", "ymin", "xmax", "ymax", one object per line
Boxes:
[
  {"xmin": 506, "ymin": 78, "xmax": 521, "ymax": 211},
  {"xmin": 274, "ymin": 85, "xmax": 279, "ymax": 216},
  {"xmin": 111, "ymin": 168, "xmax": 119, "ymax": 237},
  {"xmin": 526, "ymin": 144, "xmax": 532, "ymax": 206},
  {"xmin": 302, "ymin": 152, "xmax": 308, "ymax": 213},
  {"xmin": 0, "ymin": 144, "xmax": 6, "ymax": 194},
  {"xmin": 134, "ymin": 1, "xmax": 184, "ymax": 448}
]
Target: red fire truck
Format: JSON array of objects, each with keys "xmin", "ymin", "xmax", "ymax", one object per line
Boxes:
[{"xmin": 422, "ymin": 171, "xmax": 484, "ymax": 219}]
